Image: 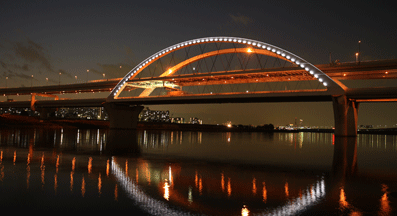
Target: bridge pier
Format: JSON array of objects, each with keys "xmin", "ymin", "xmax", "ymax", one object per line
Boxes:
[
  {"xmin": 37, "ymin": 107, "xmax": 56, "ymax": 120},
  {"xmin": 332, "ymin": 95, "xmax": 359, "ymax": 137},
  {"xmin": 104, "ymin": 103, "xmax": 144, "ymax": 130}
]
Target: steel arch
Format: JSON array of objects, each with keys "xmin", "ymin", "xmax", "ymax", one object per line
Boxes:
[{"xmin": 107, "ymin": 36, "xmax": 345, "ymax": 101}]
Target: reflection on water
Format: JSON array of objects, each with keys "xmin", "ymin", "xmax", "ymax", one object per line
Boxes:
[{"xmin": 0, "ymin": 127, "xmax": 396, "ymax": 215}]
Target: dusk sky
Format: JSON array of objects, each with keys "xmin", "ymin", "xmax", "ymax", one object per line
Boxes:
[{"xmin": 1, "ymin": 0, "xmax": 396, "ymax": 127}]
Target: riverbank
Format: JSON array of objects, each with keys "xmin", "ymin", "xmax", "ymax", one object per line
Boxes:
[
  {"xmin": 0, "ymin": 114, "xmax": 272, "ymax": 132},
  {"xmin": 1, "ymin": 114, "xmax": 396, "ymax": 134}
]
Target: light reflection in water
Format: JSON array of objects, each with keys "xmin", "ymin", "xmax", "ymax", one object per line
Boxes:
[
  {"xmin": 285, "ymin": 182, "xmax": 289, "ymax": 198},
  {"xmin": 111, "ymin": 156, "xmax": 328, "ymax": 216},
  {"xmin": 221, "ymin": 172, "xmax": 225, "ymax": 192},
  {"xmin": 227, "ymin": 177, "xmax": 232, "ymax": 197},
  {"xmin": 0, "ymin": 128, "xmax": 396, "ymax": 214},
  {"xmin": 252, "ymin": 178, "xmax": 257, "ymax": 195},
  {"xmin": 241, "ymin": 205, "xmax": 249, "ymax": 216},
  {"xmin": 88, "ymin": 157, "xmax": 92, "ymax": 174},
  {"xmin": 40, "ymin": 152, "xmax": 45, "ymax": 187},
  {"xmin": 380, "ymin": 184, "xmax": 391, "ymax": 215},
  {"xmin": 262, "ymin": 182, "xmax": 267, "ymax": 203},
  {"xmin": 81, "ymin": 176, "xmax": 85, "ymax": 197},
  {"xmin": 98, "ymin": 173, "xmax": 102, "ymax": 196},
  {"xmin": 163, "ymin": 181, "xmax": 170, "ymax": 201}
]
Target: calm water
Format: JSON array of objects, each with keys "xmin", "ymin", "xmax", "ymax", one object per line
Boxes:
[{"xmin": 0, "ymin": 127, "xmax": 396, "ymax": 215}]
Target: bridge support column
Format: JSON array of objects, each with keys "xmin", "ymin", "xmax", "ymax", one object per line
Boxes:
[
  {"xmin": 37, "ymin": 108, "xmax": 56, "ymax": 120},
  {"xmin": 332, "ymin": 95, "xmax": 359, "ymax": 137},
  {"xmin": 104, "ymin": 103, "xmax": 144, "ymax": 130}
]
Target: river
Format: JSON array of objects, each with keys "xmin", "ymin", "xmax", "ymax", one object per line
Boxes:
[{"xmin": 0, "ymin": 127, "xmax": 396, "ymax": 215}]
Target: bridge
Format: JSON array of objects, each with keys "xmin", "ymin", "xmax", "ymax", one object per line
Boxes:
[{"xmin": 1, "ymin": 36, "xmax": 396, "ymax": 136}]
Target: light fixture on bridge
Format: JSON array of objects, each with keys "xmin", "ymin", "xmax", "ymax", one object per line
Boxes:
[
  {"xmin": 319, "ymin": 78, "xmax": 323, "ymax": 82},
  {"xmin": 323, "ymin": 82, "xmax": 328, "ymax": 86},
  {"xmin": 247, "ymin": 48, "xmax": 253, "ymax": 53},
  {"xmin": 314, "ymin": 74, "xmax": 319, "ymax": 78}
]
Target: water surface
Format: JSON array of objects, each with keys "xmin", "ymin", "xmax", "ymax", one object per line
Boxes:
[{"xmin": 0, "ymin": 127, "xmax": 396, "ymax": 215}]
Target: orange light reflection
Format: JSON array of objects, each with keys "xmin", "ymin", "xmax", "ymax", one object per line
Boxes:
[
  {"xmin": 164, "ymin": 181, "xmax": 170, "ymax": 201},
  {"xmin": 242, "ymin": 205, "xmax": 250, "ymax": 216}
]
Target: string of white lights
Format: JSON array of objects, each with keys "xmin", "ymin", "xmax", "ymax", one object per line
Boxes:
[{"xmin": 108, "ymin": 36, "xmax": 339, "ymax": 100}]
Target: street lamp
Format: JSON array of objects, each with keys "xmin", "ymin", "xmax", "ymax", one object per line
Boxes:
[
  {"xmin": 31, "ymin": 75, "xmax": 34, "ymax": 87},
  {"xmin": 358, "ymin": 40, "xmax": 361, "ymax": 64},
  {"xmin": 46, "ymin": 78, "xmax": 48, "ymax": 85},
  {"xmin": 59, "ymin": 72, "xmax": 62, "ymax": 85},
  {"xmin": 5, "ymin": 77, "xmax": 8, "ymax": 100},
  {"xmin": 86, "ymin": 69, "xmax": 89, "ymax": 83}
]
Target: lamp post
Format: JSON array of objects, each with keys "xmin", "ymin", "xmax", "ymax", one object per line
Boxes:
[
  {"xmin": 86, "ymin": 69, "xmax": 89, "ymax": 83},
  {"xmin": 358, "ymin": 40, "xmax": 361, "ymax": 64},
  {"xmin": 46, "ymin": 78, "xmax": 48, "ymax": 85},
  {"xmin": 59, "ymin": 72, "xmax": 61, "ymax": 85},
  {"xmin": 31, "ymin": 75, "xmax": 34, "ymax": 87},
  {"xmin": 5, "ymin": 77, "xmax": 9, "ymax": 100}
]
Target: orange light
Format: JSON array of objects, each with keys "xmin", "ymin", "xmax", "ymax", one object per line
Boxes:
[
  {"xmin": 247, "ymin": 48, "xmax": 253, "ymax": 53},
  {"xmin": 355, "ymin": 53, "xmax": 359, "ymax": 56},
  {"xmin": 385, "ymin": 71, "xmax": 388, "ymax": 74},
  {"xmin": 343, "ymin": 73, "xmax": 346, "ymax": 76}
]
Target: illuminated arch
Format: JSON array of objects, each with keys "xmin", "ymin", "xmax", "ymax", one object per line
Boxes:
[{"xmin": 107, "ymin": 36, "xmax": 345, "ymax": 101}]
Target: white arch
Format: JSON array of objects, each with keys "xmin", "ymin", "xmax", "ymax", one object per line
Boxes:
[{"xmin": 107, "ymin": 36, "xmax": 345, "ymax": 101}]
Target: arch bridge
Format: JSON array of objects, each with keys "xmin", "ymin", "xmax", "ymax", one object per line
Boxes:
[{"xmin": 2, "ymin": 36, "xmax": 397, "ymax": 136}]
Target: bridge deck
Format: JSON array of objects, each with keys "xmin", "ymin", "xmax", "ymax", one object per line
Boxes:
[{"xmin": 0, "ymin": 59, "xmax": 396, "ymax": 96}]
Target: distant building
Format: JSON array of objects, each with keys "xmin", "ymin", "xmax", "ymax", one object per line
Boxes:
[
  {"xmin": 190, "ymin": 117, "xmax": 202, "ymax": 124},
  {"xmin": 55, "ymin": 107, "xmax": 106, "ymax": 120},
  {"xmin": 140, "ymin": 107, "xmax": 170, "ymax": 122},
  {"xmin": 171, "ymin": 117, "xmax": 185, "ymax": 124}
]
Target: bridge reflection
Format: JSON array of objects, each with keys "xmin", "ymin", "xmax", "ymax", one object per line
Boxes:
[{"xmin": 111, "ymin": 156, "xmax": 326, "ymax": 215}]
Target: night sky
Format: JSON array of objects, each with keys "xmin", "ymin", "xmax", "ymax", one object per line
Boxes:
[{"xmin": 1, "ymin": 0, "xmax": 396, "ymax": 127}]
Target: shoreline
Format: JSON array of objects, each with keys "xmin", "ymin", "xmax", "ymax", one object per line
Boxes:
[{"xmin": 1, "ymin": 114, "xmax": 396, "ymax": 135}]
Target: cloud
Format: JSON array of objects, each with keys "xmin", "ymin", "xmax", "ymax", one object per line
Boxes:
[
  {"xmin": 229, "ymin": 13, "xmax": 254, "ymax": 26},
  {"xmin": 0, "ymin": 61, "xmax": 7, "ymax": 69},
  {"xmin": 13, "ymin": 40, "xmax": 53, "ymax": 72}
]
